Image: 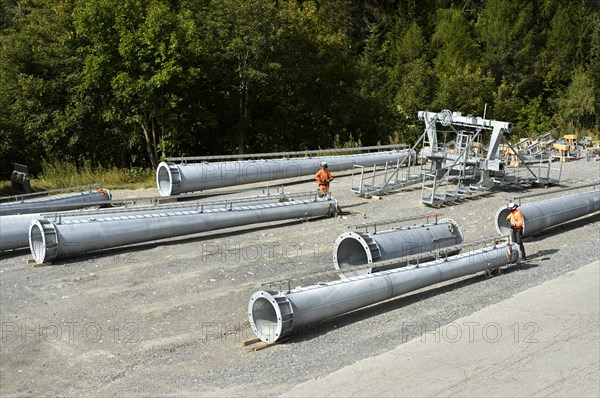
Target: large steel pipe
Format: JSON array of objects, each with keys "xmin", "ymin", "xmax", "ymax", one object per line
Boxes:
[
  {"xmin": 248, "ymin": 243, "xmax": 520, "ymax": 343},
  {"xmin": 333, "ymin": 218, "xmax": 463, "ymax": 277},
  {"xmin": 29, "ymin": 197, "xmax": 337, "ymax": 264},
  {"xmin": 0, "ymin": 194, "xmax": 293, "ymax": 252},
  {"xmin": 495, "ymin": 189, "xmax": 600, "ymax": 237},
  {"xmin": 156, "ymin": 150, "xmax": 415, "ymax": 196},
  {"xmin": 1, "ymin": 214, "xmax": 41, "ymax": 251},
  {"xmin": 0, "ymin": 189, "xmax": 111, "ymax": 216}
]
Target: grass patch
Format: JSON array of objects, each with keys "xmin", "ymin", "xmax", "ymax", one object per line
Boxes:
[{"xmin": 0, "ymin": 160, "xmax": 155, "ymax": 196}]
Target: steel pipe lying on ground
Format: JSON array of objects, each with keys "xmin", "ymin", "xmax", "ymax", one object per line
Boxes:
[
  {"xmin": 0, "ymin": 189, "xmax": 111, "ymax": 216},
  {"xmin": 333, "ymin": 218, "xmax": 463, "ymax": 277},
  {"xmin": 156, "ymin": 150, "xmax": 416, "ymax": 196},
  {"xmin": 29, "ymin": 196, "xmax": 337, "ymax": 264},
  {"xmin": 495, "ymin": 189, "xmax": 600, "ymax": 237},
  {"xmin": 248, "ymin": 242, "xmax": 520, "ymax": 343},
  {"xmin": 0, "ymin": 193, "xmax": 294, "ymax": 252},
  {"xmin": 1, "ymin": 214, "xmax": 41, "ymax": 251}
]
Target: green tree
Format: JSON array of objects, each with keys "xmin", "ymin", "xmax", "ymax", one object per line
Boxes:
[
  {"xmin": 491, "ymin": 80, "xmax": 525, "ymax": 123},
  {"xmin": 385, "ymin": 20, "xmax": 436, "ymax": 142},
  {"xmin": 557, "ymin": 68, "xmax": 596, "ymax": 129},
  {"xmin": 393, "ymin": 58, "xmax": 437, "ymax": 143},
  {"xmin": 431, "ymin": 7, "xmax": 480, "ymax": 76},
  {"xmin": 0, "ymin": 0, "xmax": 86, "ymax": 176},
  {"xmin": 540, "ymin": 2, "xmax": 590, "ymax": 93},
  {"xmin": 515, "ymin": 96, "xmax": 553, "ymax": 137},
  {"xmin": 74, "ymin": 0, "xmax": 204, "ymax": 168},
  {"xmin": 434, "ymin": 62, "xmax": 495, "ymax": 116},
  {"xmin": 589, "ymin": 11, "xmax": 600, "ymax": 128},
  {"xmin": 202, "ymin": 0, "xmax": 282, "ymax": 154},
  {"xmin": 475, "ymin": 0, "xmax": 537, "ymax": 86}
]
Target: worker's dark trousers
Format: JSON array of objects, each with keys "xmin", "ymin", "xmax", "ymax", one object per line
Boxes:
[{"xmin": 510, "ymin": 228, "xmax": 526, "ymax": 259}]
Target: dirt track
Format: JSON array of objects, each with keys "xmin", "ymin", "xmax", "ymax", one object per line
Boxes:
[{"xmin": 1, "ymin": 159, "xmax": 599, "ymax": 397}]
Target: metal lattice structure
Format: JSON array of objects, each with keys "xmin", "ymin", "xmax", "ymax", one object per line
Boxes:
[{"xmin": 351, "ymin": 110, "xmax": 562, "ymax": 205}]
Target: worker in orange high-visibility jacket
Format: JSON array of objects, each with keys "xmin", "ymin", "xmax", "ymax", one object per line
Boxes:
[
  {"xmin": 506, "ymin": 202, "xmax": 526, "ymax": 260},
  {"xmin": 315, "ymin": 161, "xmax": 333, "ymax": 197}
]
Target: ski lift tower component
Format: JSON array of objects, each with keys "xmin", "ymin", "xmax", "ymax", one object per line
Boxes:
[
  {"xmin": 29, "ymin": 197, "xmax": 337, "ymax": 264},
  {"xmin": 418, "ymin": 110, "xmax": 514, "ymax": 206},
  {"xmin": 495, "ymin": 189, "xmax": 600, "ymax": 237},
  {"xmin": 418, "ymin": 110, "xmax": 512, "ymax": 164},
  {"xmin": 156, "ymin": 149, "xmax": 415, "ymax": 196},
  {"xmin": 333, "ymin": 218, "xmax": 464, "ymax": 277},
  {"xmin": 248, "ymin": 242, "xmax": 520, "ymax": 344}
]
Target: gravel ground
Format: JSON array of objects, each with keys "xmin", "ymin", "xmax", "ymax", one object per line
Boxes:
[{"xmin": 1, "ymin": 158, "xmax": 599, "ymax": 397}]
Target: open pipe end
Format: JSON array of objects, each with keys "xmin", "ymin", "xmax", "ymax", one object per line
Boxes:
[
  {"xmin": 332, "ymin": 232, "xmax": 375, "ymax": 278},
  {"xmin": 248, "ymin": 291, "xmax": 293, "ymax": 344},
  {"xmin": 495, "ymin": 207, "xmax": 513, "ymax": 236},
  {"xmin": 156, "ymin": 162, "xmax": 176, "ymax": 197},
  {"xmin": 29, "ymin": 219, "xmax": 57, "ymax": 264}
]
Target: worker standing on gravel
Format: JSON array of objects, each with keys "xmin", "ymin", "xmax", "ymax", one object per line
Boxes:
[
  {"xmin": 506, "ymin": 202, "xmax": 526, "ymax": 260},
  {"xmin": 315, "ymin": 161, "xmax": 333, "ymax": 197}
]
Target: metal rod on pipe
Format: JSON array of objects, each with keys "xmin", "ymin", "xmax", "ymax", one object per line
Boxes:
[
  {"xmin": 248, "ymin": 243, "xmax": 520, "ymax": 343},
  {"xmin": 29, "ymin": 197, "xmax": 337, "ymax": 264},
  {"xmin": 156, "ymin": 149, "xmax": 416, "ymax": 196},
  {"xmin": 333, "ymin": 218, "xmax": 464, "ymax": 277},
  {"xmin": 495, "ymin": 189, "xmax": 600, "ymax": 237}
]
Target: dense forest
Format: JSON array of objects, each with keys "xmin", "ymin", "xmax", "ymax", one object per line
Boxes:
[{"xmin": 1, "ymin": 0, "xmax": 598, "ymax": 176}]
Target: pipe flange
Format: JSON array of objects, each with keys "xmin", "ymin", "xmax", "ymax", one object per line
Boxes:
[
  {"xmin": 156, "ymin": 162, "xmax": 181, "ymax": 197},
  {"xmin": 332, "ymin": 231, "xmax": 380, "ymax": 278},
  {"xmin": 248, "ymin": 291, "xmax": 294, "ymax": 344},
  {"xmin": 29, "ymin": 219, "xmax": 58, "ymax": 264}
]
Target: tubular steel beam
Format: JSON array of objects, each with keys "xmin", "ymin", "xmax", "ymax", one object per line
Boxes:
[
  {"xmin": 29, "ymin": 196, "xmax": 337, "ymax": 264},
  {"xmin": 156, "ymin": 149, "xmax": 416, "ymax": 196},
  {"xmin": 0, "ymin": 214, "xmax": 40, "ymax": 251},
  {"xmin": 332, "ymin": 218, "xmax": 464, "ymax": 277},
  {"xmin": 0, "ymin": 189, "xmax": 111, "ymax": 216},
  {"xmin": 495, "ymin": 189, "xmax": 600, "ymax": 237},
  {"xmin": 248, "ymin": 243, "xmax": 520, "ymax": 343},
  {"xmin": 1, "ymin": 193, "xmax": 297, "ymax": 252},
  {"xmin": 165, "ymin": 144, "xmax": 407, "ymax": 162}
]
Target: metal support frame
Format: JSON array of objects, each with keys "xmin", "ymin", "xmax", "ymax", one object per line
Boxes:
[{"xmin": 350, "ymin": 136, "xmax": 425, "ymax": 197}]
